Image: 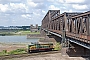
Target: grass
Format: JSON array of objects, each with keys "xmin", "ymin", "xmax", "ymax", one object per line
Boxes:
[
  {"xmin": 0, "ymin": 30, "xmax": 40, "ymax": 36},
  {"xmin": 54, "ymin": 42, "xmax": 61, "ymax": 51},
  {"xmin": 18, "ymin": 31, "xmax": 40, "ymax": 35},
  {"xmin": 0, "ymin": 50, "xmax": 8, "ymax": 55},
  {"xmin": 0, "ymin": 49, "xmax": 27, "ymax": 56},
  {"xmin": 8, "ymin": 49, "xmax": 26, "ymax": 55}
]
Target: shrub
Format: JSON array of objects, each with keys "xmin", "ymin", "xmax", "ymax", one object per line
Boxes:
[
  {"xmin": 0, "ymin": 50, "xmax": 7, "ymax": 55},
  {"xmin": 3, "ymin": 50, "xmax": 7, "ymax": 53},
  {"xmin": 8, "ymin": 49, "xmax": 26, "ymax": 55},
  {"xmin": 54, "ymin": 42, "xmax": 61, "ymax": 51}
]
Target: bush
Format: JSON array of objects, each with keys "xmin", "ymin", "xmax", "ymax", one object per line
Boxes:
[
  {"xmin": 3, "ymin": 50, "xmax": 7, "ymax": 53},
  {"xmin": 0, "ymin": 49, "xmax": 27, "ymax": 55},
  {"xmin": 54, "ymin": 42, "xmax": 61, "ymax": 51},
  {"xmin": 8, "ymin": 49, "xmax": 26, "ymax": 55},
  {"xmin": 0, "ymin": 50, "xmax": 7, "ymax": 55}
]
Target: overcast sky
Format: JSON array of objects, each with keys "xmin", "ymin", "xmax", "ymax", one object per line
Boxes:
[{"xmin": 0, "ymin": 0, "xmax": 89, "ymax": 26}]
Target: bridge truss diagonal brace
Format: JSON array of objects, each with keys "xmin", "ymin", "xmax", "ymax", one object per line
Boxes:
[{"xmin": 42, "ymin": 28, "xmax": 90, "ymax": 50}]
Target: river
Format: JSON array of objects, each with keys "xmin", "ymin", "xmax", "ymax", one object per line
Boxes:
[{"xmin": 0, "ymin": 36, "xmax": 39, "ymax": 44}]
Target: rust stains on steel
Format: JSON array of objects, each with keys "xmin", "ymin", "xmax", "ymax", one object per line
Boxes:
[
  {"xmin": 71, "ymin": 11, "xmax": 90, "ymax": 18},
  {"xmin": 41, "ymin": 10, "xmax": 90, "ymax": 44}
]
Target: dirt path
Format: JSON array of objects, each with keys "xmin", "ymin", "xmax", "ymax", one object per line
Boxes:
[{"xmin": 6, "ymin": 53, "xmax": 87, "ymax": 60}]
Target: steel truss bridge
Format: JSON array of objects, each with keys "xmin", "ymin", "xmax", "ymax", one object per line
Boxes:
[{"xmin": 41, "ymin": 10, "xmax": 90, "ymax": 50}]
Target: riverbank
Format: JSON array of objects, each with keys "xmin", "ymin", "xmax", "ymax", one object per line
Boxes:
[
  {"xmin": 0, "ymin": 30, "xmax": 40, "ymax": 36},
  {"xmin": 27, "ymin": 34, "xmax": 45, "ymax": 39},
  {"xmin": 0, "ymin": 43, "xmax": 27, "ymax": 52}
]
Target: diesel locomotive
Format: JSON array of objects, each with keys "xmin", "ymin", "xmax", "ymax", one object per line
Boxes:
[{"xmin": 28, "ymin": 43, "xmax": 54, "ymax": 53}]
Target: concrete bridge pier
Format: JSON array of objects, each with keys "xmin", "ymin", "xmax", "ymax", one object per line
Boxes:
[
  {"xmin": 40, "ymin": 29, "xmax": 46, "ymax": 36},
  {"xmin": 60, "ymin": 38, "xmax": 90, "ymax": 58},
  {"xmin": 66, "ymin": 42, "xmax": 90, "ymax": 57}
]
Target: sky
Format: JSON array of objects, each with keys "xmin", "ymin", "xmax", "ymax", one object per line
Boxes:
[{"xmin": 0, "ymin": 0, "xmax": 89, "ymax": 26}]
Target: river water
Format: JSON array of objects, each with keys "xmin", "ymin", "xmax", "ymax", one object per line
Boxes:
[{"xmin": 0, "ymin": 36, "xmax": 39, "ymax": 44}]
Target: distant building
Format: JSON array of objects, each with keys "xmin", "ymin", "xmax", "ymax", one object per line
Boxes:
[
  {"xmin": 30, "ymin": 24, "xmax": 39, "ymax": 32},
  {"xmin": 0, "ymin": 26, "xmax": 30, "ymax": 32}
]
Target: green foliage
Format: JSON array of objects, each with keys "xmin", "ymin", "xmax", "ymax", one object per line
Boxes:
[
  {"xmin": 3, "ymin": 50, "xmax": 7, "ymax": 53},
  {"xmin": 0, "ymin": 50, "xmax": 8, "ymax": 55},
  {"xmin": 17, "ymin": 31, "xmax": 40, "ymax": 35},
  {"xmin": 0, "ymin": 49, "xmax": 26, "ymax": 56},
  {"xmin": 0, "ymin": 30, "xmax": 40, "ymax": 36},
  {"xmin": 54, "ymin": 42, "xmax": 61, "ymax": 51},
  {"xmin": 8, "ymin": 49, "xmax": 26, "ymax": 55}
]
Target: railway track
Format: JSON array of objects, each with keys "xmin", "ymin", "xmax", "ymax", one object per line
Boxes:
[{"xmin": 0, "ymin": 51, "xmax": 60, "ymax": 60}]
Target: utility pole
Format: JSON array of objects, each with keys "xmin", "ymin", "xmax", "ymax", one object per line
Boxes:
[
  {"xmin": 61, "ymin": 29, "xmax": 67, "ymax": 55},
  {"xmin": 61, "ymin": 29, "xmax": 66, "ymax": 48}
]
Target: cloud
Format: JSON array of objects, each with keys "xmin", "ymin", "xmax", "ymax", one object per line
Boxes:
[
  {"xmin": 27, "ymin": 0, "xmax": 37, "ymax": 7},
  {"xmin": 42, "ymin": 10, "xmax": 46, "ymax": 14},
  {"xmin": 48, "ymin": 5, "xmax": 60, "ymax": 10},
  {"xmin": 65, "ymin": 0, "xmax": 85, "ymax": 4},
  {"xmin": 0, "ymin": 4, "xmax": 9, "ymax": 12},
  {"xmin": 0, "ymin": 3, "xmax": 28, "ymax": 13},
  {"xmin": 27, "ymin": 0, "xmax": 46, "ymax": 9},
  {"xmin": 9, "ymin": 3, "xmax": 28, "ymax": 13},
  {"xmin": 10, "ymin": 3, "xmax": 26, "ymax": 9},
  {"xmin": 47, "ymin": 0, "xmax": 64, "ymax": 3},
  {"xmin": 30, "ymin": 0, "xmax": 45, "ymax": 3},
  {"xmin": 21, "ymin": 14, "xmax": 31, "ymax": 19},
  {"xmin": 0, "ymin": 0, "xmax": 89, "ymax": 26},
  {"xmin": 58, "ymin": 0, "xmax": 65, "ymax": 3},
  {"xmin": 72, "ymin": 4, "xmax": 88, "ymax": 10},
  {"xmin": 0, "ymin": 0, "xmax": 24, "ymax": 4}
]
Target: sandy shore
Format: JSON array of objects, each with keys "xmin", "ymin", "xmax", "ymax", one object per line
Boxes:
[{"xmin": 0, "ymin": 43, "xmax": 27, "ymax": 52}]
